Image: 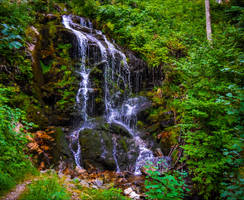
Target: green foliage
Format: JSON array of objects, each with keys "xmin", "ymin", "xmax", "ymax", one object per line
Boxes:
[
  {"xmin": 0, "ymin": 3, "xmax": 36, "ymax": 194},
  {"xmin": 0, "ymin": 0, "xmax": 33, "ymax": 83},
  {"xmin": 88, "ymin": 0, "xmax": 243, "ymax": 199},
  {"xmin": 0, "ymin": 87, "xmax": 35, "ymax": 196},
  {"xmin": 81, "ymin": 187, "xmax": 129, "ymax": 200},
  {"xmin": 40, "ymin": 61, "xmax": 52, "ymax": 74},
  {"xmin": 30, "ymin": 0, "xmax": 67, "ymax": 13},
  {"xmin": 57, "ymin": 43, "xmax": 72, "ymax": 59},
  {"xmin": 53, "ymin": 44, "xmax": 76, "ymax": 110},
  {"xmin": 175, "ymin": 26, "xmax": 243, "ymax": 198},
  {"xmin": 0, "ymin": 0, "xmax": 32, "ymax": 53},
  {"xmin": 0, "ymin": 21, "xmax": 25, "ymax": 64},
  {"xmin": 20, "ymin": 176, "xmax": 70, "ymax": 200},
  {"xmin": 220, "ymin": 172, "xmax": 244, "ymax": 200},
  {"xmin": 0, "ymin": 0, "xmax": 33, "ymax": 28},
  {"xmin": 0, "ymin": 0, "xmax": 242, "ymax": 200},
  {"xmin": 0, "ymin": 24, "xmax": 23, "ymax": 50},
  {"xmin": 0, "ymin": 173, "xmax": 15, "ymax": 193},
  {"xmin": 93, "ymin": 0, "xmax": 205, "ymax": 66},
  {"xmin": 70, "ymin": 0, "xmax": 100, "ymax": 17},
  {"xmin": 145, "ymin": 165, "xmax": 189, "ymax": 200}
]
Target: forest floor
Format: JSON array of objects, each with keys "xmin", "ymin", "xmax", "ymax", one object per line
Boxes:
[
  {"xmin": 0, "ymin": 168, "xmax": 145, "ymax": 200},
  {"xmin": 0, "ymin": 175, "xmax": 81, "ymax": 200},
  {"xmin": 0, "ymin": 180, "xmax": 32, "ymax": 200}
]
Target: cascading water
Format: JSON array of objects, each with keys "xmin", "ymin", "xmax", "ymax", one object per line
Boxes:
[
  {"xmin": 112, "ymin": 135, "xmax": 120, "ymax": 173},
  {"xmin": 62, "ymin": 15, "xmax": 155, "ymax": 174},
  {"xmin": 62, "ymin": 15, "xmax": 92, "ymax": 168}
]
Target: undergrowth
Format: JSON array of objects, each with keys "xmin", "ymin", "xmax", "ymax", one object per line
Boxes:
[
  {"xmin": 80, "ymin": 187, "xmax": 129, "ymax": 200},
  {"xmin": 144, "ymin": 166, "xmax": 189, "ymax": 200},
  {"xmin": 20, "ymin": 174, "xmax": 70, "ymax": 200},
  {"xmin": 0, "ymin": 87, "xmax": 36, "ymax": 196}
]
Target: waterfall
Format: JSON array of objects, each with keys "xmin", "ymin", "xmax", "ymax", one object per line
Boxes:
[
  {"xmin": 62, "ymin": 15, "xmax": 155, "ymax": 174},
  {"xmin": 112, "ymin": 135, "xmax": 120, "ymax": 173},
  {"xmin": 62, "ymin": 15, "xmax": 92, "ymax": 168}
]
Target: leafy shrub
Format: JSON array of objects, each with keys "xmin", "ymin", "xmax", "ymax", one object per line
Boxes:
[
  {"xmin": 0, "ymin": 24, "xmax": 23, "ymax": 50},
  {"xmin": 0, "ymin": 0, "xmax": 32, "ymax": 53},
  {"xmin": 0, "ymin": 87, "xmax": 36, "ymax": 196},
  {"xmin": 20, "ymin": 176, "xmax": 70, "ymax": 200},
  {"xmin": 0, "ymin": 0, "xmax": 33, "ymax": 27},
  {"xmin": 220, "ymin": 172, "xmax": 244, "ymax": 200},
  {"xmin": 93, "ymin": 0, "xmax": 205, "ymax": 66},
  {"xmin": 144, "ymin": 165, "xmax": 189, "ymax": 200},
  {"xmin": 0, "ymin": 0, "xmax": 33, "ymax": 83},
  {"xmin": 70, "ymin": 0, "xmax": 100, "ymax": 17},
  {"xmin": 175, "ymin": 30, "xmax": 243, "ymax": 198}
]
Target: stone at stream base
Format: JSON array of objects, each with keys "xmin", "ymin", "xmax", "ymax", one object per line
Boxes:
[
  {"xmin": 79, "ymin": 121, "xmax": 139, "ymax": 172},
  {"xmin": 57, "ymin": 168, "xmax": 148, "ymax": 199},
  {"xmin": 124, "ymin": 188, "xmax": 140, "ymax": 200},
  {"xmin": 75, "ymin": 166, "xmax": 87, "ymax": 174},
  {"xmin": 124, "ymin": 187, "xmax": 133, "ymax": 195}
]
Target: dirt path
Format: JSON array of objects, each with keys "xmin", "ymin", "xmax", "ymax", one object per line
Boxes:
[
  {"xmin": 0, "ymin": 175, "xmax": 81, "ymax": 200},
  {"xmin": 1, "ymin": 180, "xmax": 32, "ymax": 200}
]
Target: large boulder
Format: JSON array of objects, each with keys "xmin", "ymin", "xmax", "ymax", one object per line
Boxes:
[{"xmin": 79, "ymin": 122, "xmax": 139, "ymax": 171}]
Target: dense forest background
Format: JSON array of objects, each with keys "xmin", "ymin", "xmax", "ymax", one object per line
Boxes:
[{"xmin": 0, "ymin": 0, "xmax": 243, "ymax": 199}]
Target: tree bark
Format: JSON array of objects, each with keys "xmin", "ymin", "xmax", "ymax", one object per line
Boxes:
[{"xmin": 205, "ymin": 0, "xmax": 212, "ymax": 43}]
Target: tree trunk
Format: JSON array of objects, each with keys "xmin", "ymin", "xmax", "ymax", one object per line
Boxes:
[{"xmin": 205, "ymin": 0, "xmax": 212, "ymax": 43}]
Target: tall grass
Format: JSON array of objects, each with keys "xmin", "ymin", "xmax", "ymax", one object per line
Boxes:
[{"xmin": 20, "ymin": 175, "xmax": 70, "ymax": 200}]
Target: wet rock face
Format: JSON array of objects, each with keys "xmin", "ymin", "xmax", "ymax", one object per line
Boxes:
[
  {"xmin": 32, "ymin": 14, "xmax": 163, "ymax": 127},
  {"xmin": 79, "ymin": 122, "xmax": 139, "ymax": 171},
  {"xmin": 79, "ymin": 128, "xmax": 115, "ymax": 170},
  {"xmin": 125, "ymin": 50, "xmax": 164, "ymax": 92}
]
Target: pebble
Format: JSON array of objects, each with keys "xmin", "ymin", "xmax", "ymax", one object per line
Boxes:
[
  {"xmin": 124, "ymin": 187, "xmax": 133, "ymax": 195},
  {"xmin": 75, "ymin": 166, "xmax": 87, "ymax": 174},
  {"xmin": 124, "ymin": 187, "xmax": 140, "ymax": 199},
  {"xmin": 94, "ymin": 179, "xmax": 103, "ymax": 187},
  {"xmin": 130, "ymin": 191, "xmax": 140, "ymax": 200}
]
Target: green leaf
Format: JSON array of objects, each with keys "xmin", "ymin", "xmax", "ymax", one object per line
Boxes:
[
  {"xmin": 8, "ymin": 41, "xmax": 22, "ymax": 49},
  {"xmin": 226, "ymin": 93, "xmax": 233, "ymax": 98},
  {"xmin": 40, "ymin": 61, "xmax": 52, "ymax": 74}
]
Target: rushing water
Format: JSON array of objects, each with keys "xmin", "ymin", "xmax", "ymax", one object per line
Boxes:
[{"xmin": 62, "ymin": 15, "xmax": 155, "ymax": 174}]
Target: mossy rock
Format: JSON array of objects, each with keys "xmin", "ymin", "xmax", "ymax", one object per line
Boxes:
[
  {"xmin": 79, "ymin": 128, "xmax": 115, "ymax": 170},
  {"xmin": 109, "ymin": 122, "xmax": 133, "ymax": 137},
  {"xmin": 78, "ymin": 120, "xmax": 139, "ymax": 171},
  {"xmin": 53, "ymin": 127, "xmax": 73, "ymax": 165}
]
